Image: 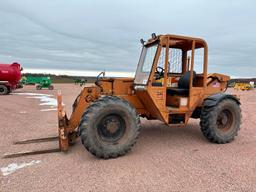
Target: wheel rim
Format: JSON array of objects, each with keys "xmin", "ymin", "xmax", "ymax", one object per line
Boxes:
[
  {"xmin": 0, "ymin": 87, "xmax": 4, "ymax": 93},
  {"xmin": 97, "ymin": 114, "xmax": 126, "ymax": 142},
  {"xmin": 217, "ymin": 109, "xmax": 233, "ymax": 132}
]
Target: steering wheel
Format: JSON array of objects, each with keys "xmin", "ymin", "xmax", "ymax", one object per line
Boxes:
[{"xmin": 155, "ymin": 66, "xmax": 165, "ymax": 80}]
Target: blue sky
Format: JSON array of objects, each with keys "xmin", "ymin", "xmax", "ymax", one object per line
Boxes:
[{"xmin": 0, "ymin": 0, "xmax": 255, "ymax": 77}]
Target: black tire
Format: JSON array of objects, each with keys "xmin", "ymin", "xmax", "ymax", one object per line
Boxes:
[
  {"xmin": 0, "ymin": 85, "xmax": 8, "ymax": 95},
  {"xmin": 200, "ymin": 98, "xmax": 241, "ymax": 143},
  {"xmin": 79, "ymin": 96, "xmax": 141, "ymax": 159},
  {"xmin": 48, "ymin": 85, "xmax": 54, "ymax": 90},
  {"xmin": 36, "ymin": 85, "xmax": 42, "ymax": 90}
]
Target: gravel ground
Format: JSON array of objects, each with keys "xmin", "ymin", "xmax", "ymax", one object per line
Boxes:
[{"xmin": 0, "ymin": 84, "xmax": 255, "ymax": 192}]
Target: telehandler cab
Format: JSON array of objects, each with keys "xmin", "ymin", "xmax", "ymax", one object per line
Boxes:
[{"xmin": 4, "ymin": 34, "xmax": 241, "ymax": 159}]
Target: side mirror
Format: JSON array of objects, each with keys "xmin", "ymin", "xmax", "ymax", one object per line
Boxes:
[{"xmin": 151, "ymin": 33, "xmax": 157, "ymax": 39}]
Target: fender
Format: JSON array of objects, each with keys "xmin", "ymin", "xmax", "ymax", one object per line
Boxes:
[{"xmin": 203, "ymin": 93, "xmax": 240, "ymax": 108}]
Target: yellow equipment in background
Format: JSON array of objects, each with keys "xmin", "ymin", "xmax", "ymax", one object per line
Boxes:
[{"xmin": 234, "ymin": 83, "xmax": 253, "ymax": 91}]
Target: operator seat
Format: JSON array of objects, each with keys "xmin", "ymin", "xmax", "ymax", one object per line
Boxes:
[{"xmin": 167, "ymin": 71, "xmax": 196, "ymax": 96}]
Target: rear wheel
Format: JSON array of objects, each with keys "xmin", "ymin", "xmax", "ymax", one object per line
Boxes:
[
  {"xmin": 79, "ymin": 96, "xmax": 141, "ymax": 159},
  {"xmin": 48, "ymin": 85, "xmax": 54, "ymax": 90},
  {"xmin": 0, "ymin": 85, "xmax": 8, "ymax": 95},
  {"xmin": 200, "ymin": 98, "xmax": 241, "ymax": 143}
]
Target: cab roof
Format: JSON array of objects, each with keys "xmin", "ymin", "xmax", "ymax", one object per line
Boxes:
[{"xmin": 145, "ymin": 34, "xmax": 207, "ymax": 50}]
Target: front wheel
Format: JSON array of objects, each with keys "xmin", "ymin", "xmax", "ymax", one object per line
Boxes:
[
  {"xmin": 200, "ymin": 98, "xmax": 241, "ymax": 143},
  {"xmin": 79, "ymin": 96, "xmax": 141, "ymax": 159}
]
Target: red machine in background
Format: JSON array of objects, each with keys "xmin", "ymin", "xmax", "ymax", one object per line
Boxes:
[{"xmin": 0, "ymin": 62, "xmax": 22, "ymax": 95}]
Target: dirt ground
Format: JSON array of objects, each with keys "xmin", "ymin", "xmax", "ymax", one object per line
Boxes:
[{"xmin": 0, "ymin": 84, "xmax": 255, "ymax": 192}]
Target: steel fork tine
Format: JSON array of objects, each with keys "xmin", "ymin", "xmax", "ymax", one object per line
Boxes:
[
  {"xmin": 3, "ymin": 148, "xmax": 61, "ymax": 158},
  {"xmin": 14, "ymin": 136, "xmax": 59, "ymax": 145}
]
